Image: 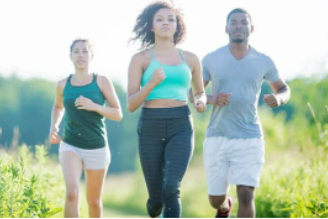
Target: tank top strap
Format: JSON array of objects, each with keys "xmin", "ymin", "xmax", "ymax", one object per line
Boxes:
[
  {"xmin": 92, "ymin": 73, "xmax": 97, "ymax": 82},
  {"xmin": 67, "ymin": 74, "xmax": 73, "ymax": 86},
  {"xmin": 149, "ymin": 48, "xmax": 155, "ymax": 60},
  {"xmin": 178, "ymin": 49, "xmax": 186, "ymax": 62}
]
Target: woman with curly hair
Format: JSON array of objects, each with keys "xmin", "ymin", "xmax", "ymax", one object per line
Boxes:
[{"xmin": 128, "ymin": 2, "xmax": 206, "ymax": 218}]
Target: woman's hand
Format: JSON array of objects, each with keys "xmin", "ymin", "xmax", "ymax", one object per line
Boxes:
[
  {"xmin": 75, "ymin": 95, "xmax": 98, "ymax": 111},
  {"xmin": 49, "ymin": 127, "xmax": 61, "ymax": 144}
]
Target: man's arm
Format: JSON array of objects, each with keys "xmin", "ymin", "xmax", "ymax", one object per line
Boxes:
[
  {"xmin": 263, "ymin": 79, "xmax": 291, "ymax": 108},
  {"xmin": 189, "ymin": 80, "xmax": 232, "ymax": 106}
]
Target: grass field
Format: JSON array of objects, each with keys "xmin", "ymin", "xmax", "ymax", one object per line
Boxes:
[{"xmin": 1, "ymin": 108, "xmax": 327, "ymax": 218}]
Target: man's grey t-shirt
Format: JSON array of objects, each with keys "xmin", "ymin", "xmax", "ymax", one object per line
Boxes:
[{"xmin": 203, "ymin": 45, "xmax": 281, "ymax": 139}]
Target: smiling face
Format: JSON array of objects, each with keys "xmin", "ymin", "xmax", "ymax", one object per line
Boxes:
[
  {"xmin": 70, "ymin": 41, "xmax": 92, "ymax": 70},
  {"xmin": 226, "ymin": 12, "xmax": 253, "ymax": 44},
  {"xmin": 152, "ymin": 8, "xmax": 177, "ymax": 40}
]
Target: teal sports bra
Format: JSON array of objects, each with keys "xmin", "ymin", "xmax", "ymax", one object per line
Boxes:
[{"xmin": 141, "ymin": 48, "xmax": 192, "ymax": 101}]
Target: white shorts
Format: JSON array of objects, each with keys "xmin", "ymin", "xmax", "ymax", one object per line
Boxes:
[
  {"xmin": 203, "ymin": 136, "xmax": 265, "ymax": 196},
  {"xmin": 59, "ymin": 141, "xmax": 111, "ymax": 170}
]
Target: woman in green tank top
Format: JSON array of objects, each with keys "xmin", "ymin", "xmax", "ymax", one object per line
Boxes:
[{"xmin": 49, "ymin": 39, "xmax": 122, "ymax": 218}]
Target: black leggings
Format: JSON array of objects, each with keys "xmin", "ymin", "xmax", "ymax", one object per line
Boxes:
[{"xmin": 137, "ymin": 106, "xmax": 194, "ymax": 218}]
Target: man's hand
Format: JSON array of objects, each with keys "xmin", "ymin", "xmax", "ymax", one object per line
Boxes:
[
  {"xmin": 263, "ymin": 94, "xmax": 280, "ymax": 108},
  {"xmin": 214, "ymin": 93, "xmax": 231, "ymax": 106}
]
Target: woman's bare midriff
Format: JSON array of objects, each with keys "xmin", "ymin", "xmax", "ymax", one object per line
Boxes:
[{"xmin": 144, "ymin": 99, "xmax": 187, "ymax": 108}]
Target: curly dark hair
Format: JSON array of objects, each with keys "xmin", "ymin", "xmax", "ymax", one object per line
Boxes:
[{"xmin": 130, "ymin": 1, "xmax": 186, "ymax": 49}]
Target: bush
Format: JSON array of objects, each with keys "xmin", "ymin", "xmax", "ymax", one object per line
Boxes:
[{"xmin": 0, "ymin": 145, "xmax": 64, "ymax": 218}]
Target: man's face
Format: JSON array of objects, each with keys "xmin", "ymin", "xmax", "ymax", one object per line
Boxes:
[{"xmin": 226, "ymin": 12, "xmax": 253, "ymax": 43}]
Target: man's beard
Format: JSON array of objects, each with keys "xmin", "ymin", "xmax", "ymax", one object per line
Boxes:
[
  {"xmin": 231, "ymin": 38, "xmax": 245, "ymax": 43},
  {"xmin": 229, "ymin": 32, "xmax": 249, "ymax": 43}
]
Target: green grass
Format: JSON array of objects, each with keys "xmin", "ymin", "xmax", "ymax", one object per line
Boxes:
[
  {"xmin": 0, "ymin": 144, "xmax": 142, "ymax": 218},
  {"xmin": 102, "ymin": 108, "xmax": 328, "ymax": 218},
  {"xmin": 0, "ymin": 145, "xmax": 64, "ymax": 218},
  {"xmin": 1, "ymin": 106, "xmax": 327, "ymax": 218},
  {"xmin": 102, "ymin": 147, "xmax": 328, "ymax": 218},
  {"xmin": 256, "ymin": 151, "xmax": 328, "ymax": 217}
]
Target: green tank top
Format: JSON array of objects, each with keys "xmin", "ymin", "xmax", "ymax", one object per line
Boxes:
[
  {"xmin": 141, "ymin": 48, "xmax": 192, "ymax": 101},
  {"xmin": 62, "ymin": 73, "xmax": 107, "ymax": 149}
]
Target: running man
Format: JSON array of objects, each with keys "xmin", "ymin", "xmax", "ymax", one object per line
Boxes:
[{"xmin": 190, "ymin": 8, "xmax": 290, "ymax": 218}]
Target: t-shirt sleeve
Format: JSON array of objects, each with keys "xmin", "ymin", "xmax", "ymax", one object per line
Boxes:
[
  {"xmin": 202, "ymin": 57, "xmax": 211, "ymax": 82},
  {"xmin": 264, "ymin": 56, "xmax": 281, "ymax": 83}
]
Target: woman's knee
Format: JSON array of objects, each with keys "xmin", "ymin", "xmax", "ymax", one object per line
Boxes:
[
  {"xmin": 87, "ymin": 197, "xmax": 102, "ymax": 209},
  {"xmin": 163, "ymin": 183, "xmax": 180, "ymax": 200},
  {"xmin": 66, "ymin": 188, "xmax": 79, "ymax": 202}
]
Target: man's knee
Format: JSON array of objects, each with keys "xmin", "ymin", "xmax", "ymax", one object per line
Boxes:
[
  {"xmin": 209, "ymin": 195, "xmax": 227, "ymax": 209},
  {"xmin": 237, "ymin": 186, "xmax": 254, "ymax": 206}
]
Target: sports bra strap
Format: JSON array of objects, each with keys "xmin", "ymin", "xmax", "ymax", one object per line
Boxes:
[
  {"xmin": 149, "ymin": 48, "xmax": 155, "ymax": 60},
  {"xmin": 178, "ymin": 49, "xmax": 186, "ymax": 62}
]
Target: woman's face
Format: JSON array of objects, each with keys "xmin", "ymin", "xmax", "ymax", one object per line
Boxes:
[
  {"xmin": 70, "ymin": 41, "xmax": 92, "ymax": 69},
  {"xmin": 152, "ymin": 8, "xmax": 177, "ymax": 40}
]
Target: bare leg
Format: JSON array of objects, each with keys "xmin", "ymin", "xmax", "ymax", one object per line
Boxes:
[
  {"xmin": 85, "ymin": 168, "xmax": 108, "ymax": 218},
  {"xmin": 209, "ymin": 195, "xmax": 230, "ymax": 213},
  {"xmin": 236, "ymin": 186, "xmax": 255, "ymax": 218},
  {"xmin": 60, "ymin": 152, "xmax": 83, "ymax": 218}
]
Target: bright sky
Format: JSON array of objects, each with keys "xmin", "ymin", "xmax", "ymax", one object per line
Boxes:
[{"xmin": 1, "ymin": 0, "xmax": 328, "ymax": 89}]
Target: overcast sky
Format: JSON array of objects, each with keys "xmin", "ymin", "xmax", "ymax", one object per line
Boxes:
[{"xmin": 1, "ymin": 0, "xmax": 327, "ymax": 89}]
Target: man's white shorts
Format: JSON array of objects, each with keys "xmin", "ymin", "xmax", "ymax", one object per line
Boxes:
[{"xmin": 203, "ymin": 136, "xmax": 265, "ymax": 196}]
